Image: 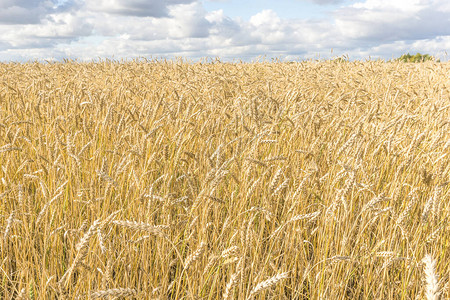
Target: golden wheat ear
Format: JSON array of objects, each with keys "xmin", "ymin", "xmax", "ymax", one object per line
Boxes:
[{"xmin": 423, "ymin": 255, "xmax": 441, "ymax": 300}]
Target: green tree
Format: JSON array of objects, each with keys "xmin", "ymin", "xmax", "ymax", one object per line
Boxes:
[{"xmin": 397, "ymin": 53, "xmax": 437, "ymax": 63}]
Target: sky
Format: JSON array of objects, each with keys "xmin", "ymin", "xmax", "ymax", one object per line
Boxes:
[{"xmin": 0, "ymin": 0, "xmax": 449, "ymax": 62}]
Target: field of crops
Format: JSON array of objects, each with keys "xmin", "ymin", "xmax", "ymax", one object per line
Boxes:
[{"xmin": 0, "ymin": 60, "xmax": 449, "ymax": 299}]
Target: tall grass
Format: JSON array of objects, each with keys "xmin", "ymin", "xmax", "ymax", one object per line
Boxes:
[{"xmin": 0, "ymin": 59, "xmax": 449, "ymax": 299}]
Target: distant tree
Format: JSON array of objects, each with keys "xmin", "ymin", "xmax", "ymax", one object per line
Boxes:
[{"xmin": 396, "ymin": 53, "xmax": 438, "ymax": 63}]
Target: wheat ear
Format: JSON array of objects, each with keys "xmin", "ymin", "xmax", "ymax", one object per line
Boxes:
[
  {"xmin": 223, "ymin": 271, "xmax": 240, "ymax": 300},
  {"xmin": 247, "ymin": 272, "xmax": 289, "ymax": 299},
  {"xmin": 90, "ymin": 288, "xmax": 136, "ymax": 299},
  {"xmin": 423, "ymin": 254, "xmax": 440, "ymax": 300}
]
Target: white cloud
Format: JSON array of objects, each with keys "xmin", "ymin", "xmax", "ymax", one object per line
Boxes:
[
  {"xmin": 335, "ymin": 0, "xmax": 450, "ymax": 42},
  {"xmin": 0, "ymin": 9, "xmax": 93, "ymax": 50},
  {"xmin": 206, "ymin": 9, "xmax": 239, "ymax": 35},
  {"xmin": 0, "ymin": 0, "xmax": 82, "ymax": 24},
  {"xmin": 167, "ymin": 2, "xmax": 211, "ymax": 38},
  {"xmin": 86, "ymin": 2, "xmax": 211, "ymax": 40},
  {"xmin": 0, "ymin": 0, "xmax": 449, "ymax": 61},
  {"xmin": 249, "ymin": 10, "xmax": 281, "ymax": 28}
]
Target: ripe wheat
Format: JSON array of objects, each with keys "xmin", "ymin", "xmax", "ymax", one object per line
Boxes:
[{"xmin": 0, "ymin": 59, "xmax": 449, "ymax": 299}]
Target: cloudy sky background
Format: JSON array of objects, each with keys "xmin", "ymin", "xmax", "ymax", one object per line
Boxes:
[{"xmin": 0, "ymin": 0, "xmax": 449, "ymax": 62}]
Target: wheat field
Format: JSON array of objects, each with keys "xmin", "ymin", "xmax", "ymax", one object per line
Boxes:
[{"xmin": 0, "ymin": 59, "xmax": 449, "ymax": 299}]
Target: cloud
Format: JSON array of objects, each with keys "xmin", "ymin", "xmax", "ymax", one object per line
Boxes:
[
  {"xmin": 0, "ymin": 0, "xmax": 54, "ymax": 24},
  {"xmin": 85, "ymin": 0, "xmax": 195, "ymax": 17},
  {"xmin": 0, "ymin": 9, "xmax": 93, "ymax": 50},
  {"xmin": 206, "ymin": 9, "xmax": 240, "ymax": 38},
  {"xmin": 167, "ymin": 2, "xmax": 211, "ymax": 38},
  {"xmin": 334, "ymin": 0, "xmax": 450, "ymax": 42},
  {"xmin": 0, "ymin": 0, "xmax": 450, "ymax": 61},
  {"xmin": 88, "ymin": 2, "xmax": 211, "ymax": 40},
  {"xmin": 0, "ymin": 0, "xmax": 78, "ymax": 24}
]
